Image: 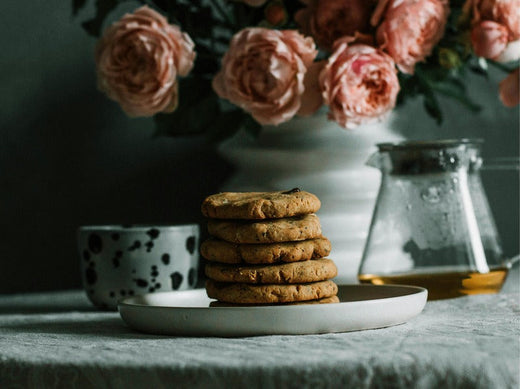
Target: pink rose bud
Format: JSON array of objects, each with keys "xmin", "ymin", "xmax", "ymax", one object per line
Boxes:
[
  {"xmin": 375, "ymin": 0, "xmax": 449, "ymax": 74},
  {"xmin": 212, "ymin": 28, "xmax": 318, "ymax": 125},
  {"xmin": 471, "ymin": 20, "xmax": 509, "ymax": 59},
  {"xmin": 295, "ymin": 0, "xmax": 376, "ymax": 50},
  {"xmin": 499, "ymin": 68, "xmax": 520, "ymax": 107},
  {"xmin": 319, "ymin": 40, "xmax": 400, "ymax": 129},
  {"xmin": 465, "ymin": 0, "xmax": 520, "ymax": 62},
  {"xmin": 95, "ymin": 6, "xmax": 196, "ymax": 117},
  {"xmin": 466, "ymin": 0, "xmax": 520, "ymax": 41},
  {"xmin": 265, "ymin": 2, "xmax": 287, "ymax": 26}
]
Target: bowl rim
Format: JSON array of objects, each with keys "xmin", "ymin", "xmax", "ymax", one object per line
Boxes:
[
  {"xmin": 376, "ymin": 138, "xmax": 484, "ymax": 151},
  {"xmin": 78, "ymin": 224, "xmax": 199, "ymax": 232}
]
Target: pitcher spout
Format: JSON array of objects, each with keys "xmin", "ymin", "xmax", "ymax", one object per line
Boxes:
[{"xmin": 365, "ymin": 151, "xmax": 383, "ymax": 169}]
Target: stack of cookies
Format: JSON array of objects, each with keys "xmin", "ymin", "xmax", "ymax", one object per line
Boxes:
[{"xmin": 200, "ymin": 189, "xmax": 339, "ymax": 306}]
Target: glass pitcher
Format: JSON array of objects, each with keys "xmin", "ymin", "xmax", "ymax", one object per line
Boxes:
[{"xmin": 358, "ymin": 139, "xmax": 512, "ymax": 300}]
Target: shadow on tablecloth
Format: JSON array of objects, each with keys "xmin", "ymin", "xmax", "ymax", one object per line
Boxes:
[{"xmin": 0, "ymin": 314, "xmax": 174, "ymax": 340}]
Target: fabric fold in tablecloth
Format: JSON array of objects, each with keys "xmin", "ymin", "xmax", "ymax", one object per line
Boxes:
[{"xmin": 0, "ymin": 268, "xmax": 518, "ymax": 388}]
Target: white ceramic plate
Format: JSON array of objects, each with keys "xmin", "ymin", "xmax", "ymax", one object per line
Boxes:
[{"xmin": 119, "ymin": 284, "xmax": 427, "ymax": 337}]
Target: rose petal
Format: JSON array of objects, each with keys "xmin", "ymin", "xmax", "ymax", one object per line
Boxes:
[
  {"xmin": 212, "ymin": 27, "xmax": 318, "ymax": 125},
  {"xmin": 95, "ymin": 5, "xmax": 195, "ymax": 117},
  {"xmin": 499, "ymin": 68, "xmax": 520, "ymax": 108}
]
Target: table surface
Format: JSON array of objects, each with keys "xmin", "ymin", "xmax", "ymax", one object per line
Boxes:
[{"xmin": 1, "ymin": 268, "xmax": 519, "ymax": 389}]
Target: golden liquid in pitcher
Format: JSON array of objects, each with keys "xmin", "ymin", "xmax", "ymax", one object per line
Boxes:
[{"xmin": 358, "ymin": 268, "xmax": 509, "ymax": 300}]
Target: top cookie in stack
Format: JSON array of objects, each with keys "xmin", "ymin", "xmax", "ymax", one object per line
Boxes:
[
  {"xmin": 201, "ymin": 188, "xmax": 322, "ymax": 220},
  {"xmin": 201, "ymin": 189, "xmax": 339, "ymax": 306}
]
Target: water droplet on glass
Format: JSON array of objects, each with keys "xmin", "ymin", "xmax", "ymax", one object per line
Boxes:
[
  {"xmin": 421, "ymin": 186, "xmax": 442, "ymax": 204},
  {"xmin": 406, "ymin": 204, "xmax": 412, "ymax": 211}
]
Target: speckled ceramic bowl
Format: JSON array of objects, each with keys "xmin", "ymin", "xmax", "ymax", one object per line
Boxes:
[{"xmin": 78, "ymin": 224, "xmax": 200, "ymax": 310}]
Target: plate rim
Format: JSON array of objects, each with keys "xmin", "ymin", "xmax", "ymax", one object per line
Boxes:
[
  {"xmin": 118, "ymin": 283, "xmax": 428, "ymax": 310},
  {"xmin": 118, "ymin": 284, "xmax": 428, "ymax": 336}
]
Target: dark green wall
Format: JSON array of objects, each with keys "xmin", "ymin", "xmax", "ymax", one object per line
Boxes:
[
  {"xmin": 1, "ymin": 1, "xmax": 518, "ymax": 293},
  {"xmin": 0, "ymin": 1, "xmax": 230, "ymax": 293}
]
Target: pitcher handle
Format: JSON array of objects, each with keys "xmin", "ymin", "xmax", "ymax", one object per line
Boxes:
[{"xmin": 505, "ymin": 254, "xmax": 520, "ymax": 269}]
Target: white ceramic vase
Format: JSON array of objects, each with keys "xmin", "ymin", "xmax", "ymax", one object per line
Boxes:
[{"xmin": 218, "ymin": 112, "xmax": 403, "ymax": 283}]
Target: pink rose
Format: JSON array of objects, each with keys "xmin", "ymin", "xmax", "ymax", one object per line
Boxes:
[
  {"xmin": 466, "ymin": 0, "xmax": 520, "ymax": 61},
  {"xmin": 471, "ymin": 21, "xmax": 509, "ymax": 59},
  {"xmin": 374, "ymin": 0, "xmax": 449, "ymax": 74},
  {"xmin": 467, "ymin": 0, "xmax": 520, "ymax": 39},
  {"xmin": 95, "ymin": 6, "xmax": 196, "ymax": 117},
  {"xmin": 295, "ymin": 0, "xmax": 377, "ymax": 50},
  {"xmin": 499, "ymin": 67, "xmax": 520, "ymax": 107},
  {"xmin": 212, "ymin": 28, "xmax": 319, "ymax": 125},
  {"xmin": 319, "ymin": 39, "xmax": 400, "ymax": 129}
]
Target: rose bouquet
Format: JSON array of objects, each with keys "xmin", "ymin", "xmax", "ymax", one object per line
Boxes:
[{"xmin": 75, "ymin": 0, "xmax": 519, "ymax": 140}]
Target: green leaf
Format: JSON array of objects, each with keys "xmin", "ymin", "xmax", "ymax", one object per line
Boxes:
[
  {"xmin": 72, "ymin": 0, "xmax": 88, "ymax": 16},
  {"xmin": 488, "ymin": 59, "xmax": 520, "ymax": 73},
  {"xmin": 423, "ymin": 92, "xmax": 443, "ymax": 125},
  {"xmin": 396, "ymin": 73, "xmax": 419, "ymax": 106},
  {"xmin": 186, "ymin": 6, "xmax": 215, "ymax": 39},
  {"xmin": 415, "ymin": 68, "xmax": 443, "ymax": 124},
  {"xmin": 148, "ymin": 0, "xmax": 172, "ymax": 13},
  {"xmin": 469, "ymin": 65, "xmax": 489, "ymax": 78},
  {"xmin": 430, "ymin": 80, "xmax": 481, "ymax": 112},
  {"xmin": 153, "ymin": 77, "xmax": 221, "ymax": 137},
  {"xmin": 81, "ymin": 0, "xmax": 120, "ymax": 37},
  {"xmin": 416, "ymin": 64, "xmax": 451, "ymax": 83}
]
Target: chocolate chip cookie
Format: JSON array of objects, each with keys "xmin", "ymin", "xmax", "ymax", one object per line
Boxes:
[
  {"xmin": 201, "ymin": 189, "xmax": 321, "ymax": 219},
  {"xmin": 207, "ymin": 214, "xmax": 321, "ymax": 244},
  {"xmin": 200, "ymin": 237, "xmax": 331, "ymax": 264},
  {"xmin": 209, "ymin": 295, "xmax": 340, "ymax": 307},
  {"xmin": 205, "ymin": 279, "xmax": 338, "ymax": 304},
  {"xmin": 205, "ymin": 258, "xmax": 337, "ymax": 284}
]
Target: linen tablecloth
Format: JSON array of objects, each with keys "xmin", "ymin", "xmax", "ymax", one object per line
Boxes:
[{"xmin": 1, "ymin": 268, "xmax": 518, "ymax": 389}]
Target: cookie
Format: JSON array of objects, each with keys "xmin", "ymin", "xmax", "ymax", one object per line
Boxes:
[
  {"xmin": 205, "ymin": 258, "xmax": 337, "ymax": 284},
  {"xmin": 209, "ymin": 295, "xmax": 340, "ymax": 307},
  {"xmin": 205, "ymin": 279, "xmax": 338, "ymax": 304},
  {"xmin": 201, "ymin": 189, "xmax": 321, "ymax": 219},
  {"xmin": 207, "ymin": 214, "xmax": 321, "ymax": 244},
  {"xmin": 200, "ymin": 237, "xmax": 332, "ymax": 264}
]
